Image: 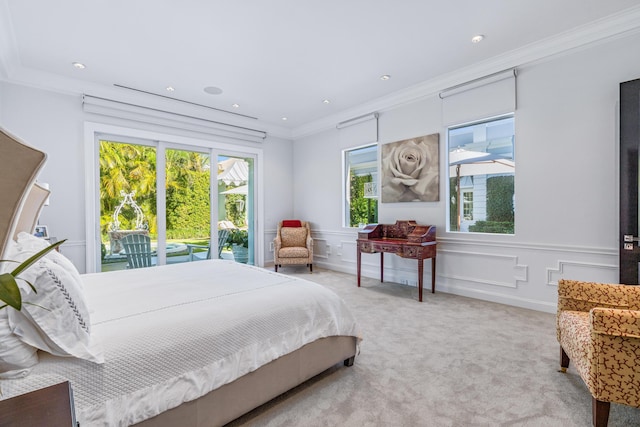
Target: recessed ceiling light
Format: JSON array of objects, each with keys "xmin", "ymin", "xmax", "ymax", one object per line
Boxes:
[
  {"xmin": 72, "ymin": 62, "xmax": 86, "ymax": 69},
  {"xmin": 232, "ymin": 103, "xmax": 240, "ymax": 108},
  {"xmin": 323, "ymin": 99, "xmax": 330, "ymax": 104},
  {"xmin": 471, "ymin": 35, "xmax": 485, "ymax": 43},
  {"xmin": 380, "ymin": 75, "xmax": 391, "ymax": 81},
  {"xmin": 281, "ymin": 117, "xmax": 288, "ymax": 121},
  {"xmin": 203, "ymin": 86, "xmax": 223, "ymax": 95},
  {"xmin": 166, "ymin": 86, "xmax": 175, "ymax": 92}
]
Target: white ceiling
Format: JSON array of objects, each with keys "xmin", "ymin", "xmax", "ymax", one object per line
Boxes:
[{"xmin": 1, "ymin": 0, "xmax": 640, "ymax": 136}]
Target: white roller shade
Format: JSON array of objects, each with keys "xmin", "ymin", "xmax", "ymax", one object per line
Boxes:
[
  {"xmin": 337, "ymin": 113, "xmax": 379, "ymax": 148},
  {"xmin": 83, "ymin": 95, "xmax": 267, "ymax": 143},
  {"xmin": 441, "ymin": 69, "xmax": 517, "ymax": 126}
]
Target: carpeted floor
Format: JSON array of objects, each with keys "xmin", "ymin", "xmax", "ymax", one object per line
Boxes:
[{"xmin": 227, "ymin": 267, "xmax": 640, "ymax": 427}]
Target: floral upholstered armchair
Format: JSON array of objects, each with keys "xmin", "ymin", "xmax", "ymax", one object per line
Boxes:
[
  {"xmin": 273, "ymin": 220, "xmax": 313, "ymax": 273},
  {"xmin": 557, "ymin": 279, "xmax": 640, "ymax": 427}
]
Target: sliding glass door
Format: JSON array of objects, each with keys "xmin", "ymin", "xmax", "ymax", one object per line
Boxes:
[
  {"xmin": 217, "ymin": 154, "xmax": 255, "ymax": 265},
  {"xmin": 94, "ymin": 132, "xmax": 259, "ymax": 272},
  {"xmin": 99, "ymin": 140, "xmax": 157, "ymax": 272},
  {"xmin": 165, "ymin": 147, "xmax": 211, "ymax": 265}
]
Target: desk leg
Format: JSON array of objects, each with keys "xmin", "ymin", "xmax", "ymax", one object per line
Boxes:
[
  {"xmin": 431, "ymin": 257, "xmax": 436, "ymax": 293},
  {"xmin": 380, "ymin": 253, "xmax": 384, "ymax": 283},
  {"xmin": 357, "ymin": 248, "xmax": 361, "ymax": 287},
  {"xmin": 418, "ymin": 258, "xmax": 424, "ymax": 302}
]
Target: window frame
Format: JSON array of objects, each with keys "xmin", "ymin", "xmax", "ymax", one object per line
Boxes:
[
  {"xmin": 342, "ymin": 143, "xmax": 379, "ymax": 228},
  {"xmin": 446, "ymin": 114, "xmax": 515, "ymax": 235},
  {"xmin": 84, "ymin": 122, "xmax": 264, "ymax": 272}
]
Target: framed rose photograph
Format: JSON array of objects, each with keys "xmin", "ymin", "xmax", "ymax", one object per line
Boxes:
[{"xmin": 381, "ymin": 133, "xmax": 439, "ymax": 202}]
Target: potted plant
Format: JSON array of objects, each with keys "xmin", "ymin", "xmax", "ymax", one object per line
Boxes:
[
  {"xmin": 0, "ymin": 240, "xmax": 65, "ymax": 311},
  {"xmin": 228, "ymin": 229, "xmax": 248, "ymax": 264}
]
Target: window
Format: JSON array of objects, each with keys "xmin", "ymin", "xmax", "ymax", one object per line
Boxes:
[
  {"xmin": 85, "ymin": 123, "xmax": 263, "ymax": 273},
  {"xmin": 462, "ymin": 190, "xmax": 473, "ymax": 220},
  {"xmin": 344, "ymin": 144, "xmax": 378, "ymax": 227},
  {"xmin": 448, "ymin": 115, "xmax": 515, "ymax": 234}
]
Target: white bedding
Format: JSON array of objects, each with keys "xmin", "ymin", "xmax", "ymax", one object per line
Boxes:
[{"xmin": 0, "ymin": 260, "xmax": 360, "ymax": 426}]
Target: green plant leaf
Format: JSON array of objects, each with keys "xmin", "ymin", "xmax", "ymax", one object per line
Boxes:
[
  {"xmin": 22, "ymin": 279, "xmax": 38, "ymax": 294},
  {"xmin": 24, "ymin": 301, "xmax": 50, "ymax": 311},
  {"xmin": 0, "ymin": 239, "xmax": 67, "ymax": 311},
  {"xmin": 11, "ymin": 239, "xmax": 66, "ymax": 277},
  {"xmin": 0, "ymin": 272, "xmax": 22, "ymax": 310}
]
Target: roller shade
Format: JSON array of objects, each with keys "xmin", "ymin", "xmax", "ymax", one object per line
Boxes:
[
  {"xmin": 337, "ymin": 113, "xmax": 379, "ymax": 148},
  {"xmin": 83, "ymin": 95, "xmax": 267, "ymax": 143},
  {"xmin": 441, "ymin": 69, "xmax": 517, "ymax": 126}
]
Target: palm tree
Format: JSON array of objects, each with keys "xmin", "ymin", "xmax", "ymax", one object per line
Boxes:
[{"xmin": 99, "ymin": 141, "xmax": 157, "ymax": 235}]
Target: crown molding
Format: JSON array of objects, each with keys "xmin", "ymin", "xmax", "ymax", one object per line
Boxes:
[
  {"xmin": 1, "ymin": 64, "xmax": 295, "ymax": 140},
  {"xmin": 291, "ymin": 4, "xmax": 640, "ymax": 140},
  {"xmin": 2, "ymin": 2, "xmax": 639, "ymax": 142}
]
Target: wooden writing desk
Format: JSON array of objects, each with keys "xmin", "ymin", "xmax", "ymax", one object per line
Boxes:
[{"xmin": 356, "ymin": 220, "xmax": 436, "ymax": 302}]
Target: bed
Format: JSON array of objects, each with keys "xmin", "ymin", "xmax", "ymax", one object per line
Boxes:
[{"xmin": 0, "ymin": 128, "xmax": 360, "ymax": 426}]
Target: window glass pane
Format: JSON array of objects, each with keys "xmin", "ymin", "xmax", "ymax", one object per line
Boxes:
[
  {"xmin": 99, "ymin": 140, "xmax": 157, "ymax": 271},
  {"xmin": 166, "ymin": 148, "xmax": 210, "ymax": 265},
  {"xmin": 462, "ymin": 191, "xmax": 473, "ymax": 220},
  {"xmin": 218, "ymin": 155, "xmax": 255, "ymax": 265},
  {"xmin": 448, "ymin": 115, "xmax": 515, "ymax": 234},
  {"xmin": 344, "ymin": 145, "xmax": 378, "ymax": 227}
]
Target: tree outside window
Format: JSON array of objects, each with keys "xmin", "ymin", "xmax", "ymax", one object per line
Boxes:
[
  {"xmin": 344, "ymin": 145, "xmax": 378, "ymax": 227},
  {"xmin": 448, "ymin": 115, "xmax": 515, "ymax": 234}
]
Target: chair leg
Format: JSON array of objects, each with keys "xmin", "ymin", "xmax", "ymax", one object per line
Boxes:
[
  {"xmin": 560, "ymin": 346, "xmax": 570, "ymax": 373},
  {"xmin": 309, "ymin": 263, "xmax": 313, "ymax": 273},
  {"xmin": 275, "ymin": 264, "xmax": 278, "ymax": 272},
  {"xmin": 593, "ymin": 398, "xmax": 610, "ymax": 427}
]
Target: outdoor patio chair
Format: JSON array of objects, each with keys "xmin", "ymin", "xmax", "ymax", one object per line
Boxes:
[
  {"xmin": 121, "ymin": 234, "xmax": 154, "ymax": 269},
  {"xmin": 187, "ymin": 229, "xmax": 231, "ymax": 261}
]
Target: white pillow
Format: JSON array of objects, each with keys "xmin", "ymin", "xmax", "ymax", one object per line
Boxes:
[
  {"xmin": 6, "ymin": 233, "xmax": 103, "ymax": 363},
  {"xmin": 0, "ymin": 237, "xmax": 39, "ymax": 377},
  {"xmin": 0, "ymin": 309, "xmax": 38, "ymax": 379},
  {"xmin": 14, "ymin": 232, "xmax": 82, "ymax": 286}
]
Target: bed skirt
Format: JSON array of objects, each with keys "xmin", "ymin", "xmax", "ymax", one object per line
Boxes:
[{"xmin": 135, "ymin": 335, "xmax": 358, "ymax": 426}]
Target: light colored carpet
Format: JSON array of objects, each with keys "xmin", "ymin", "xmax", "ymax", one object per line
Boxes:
[{"xmin": 227, "ymin": 267, "xmax": 640, "ymax": 427}]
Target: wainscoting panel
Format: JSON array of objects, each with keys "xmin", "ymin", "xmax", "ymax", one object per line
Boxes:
[
  {"xmin": 339, "ymin": 240, "xmax": 358, "ymax": 263},
  {"xmin": 59, "ymin": 240, "xmax": 87, "ymax": 273},
  {"xmin": 547, "ymin": 260, "xmax": 618, "ymax": 286},
  {"xmin": 438, "ymin": 249, "xmax": 527, "ymax": 288},
  {"xmin": 313, "ymin": 238, "xmax": 330, "ymax": 259},
  {"xmin": 295, "ymin": 229, "xmax": 619, "ymax": 313}
]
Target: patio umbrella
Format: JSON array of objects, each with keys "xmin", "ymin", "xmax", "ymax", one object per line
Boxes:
[
  {"xmin": 449, "ymin": 149, "xmax": 515, "ymax": 230},
  {"xmin": 217, "ymin": 158, "xmax": 248, "ymax": 185},
  {"xmin": 220, "ymin": 185, "xmax": 248, "ymax": 195}
]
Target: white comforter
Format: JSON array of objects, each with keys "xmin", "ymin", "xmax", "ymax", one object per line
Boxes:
[{"xmin": 0, "ymin": 260, "xmax": 360, "ymax": 426}]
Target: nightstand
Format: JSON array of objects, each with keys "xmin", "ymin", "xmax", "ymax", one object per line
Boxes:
[{"xmin": 0, "ymin": 381, "xmax": 76, "ymax": 426}]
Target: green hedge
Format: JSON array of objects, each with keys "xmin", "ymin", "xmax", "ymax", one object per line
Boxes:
[
  {"xmin": 468, "ymin": 221, "xmax": 514, "ymax": 234},
  {"xmin": 487, "ymin": 175, "xmax": 514, "ymax": 223},
  {"xmin": 350, "ymin": 174, "xmax": 377, "ymax": 227}
]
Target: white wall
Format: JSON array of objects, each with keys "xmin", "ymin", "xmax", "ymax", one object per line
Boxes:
[
  {"xmin": 2, "ymin": 31, "xmax": 639, "ymax": 312},
  {"xmin": 0, "ymin": 82, "xmax": 295, "ymax": 272},
  {"xmin": 292, "ymin": 32, "xmax": 640, "ymax": 313}
]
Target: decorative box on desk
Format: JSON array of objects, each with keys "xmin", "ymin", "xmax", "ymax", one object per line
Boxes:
[{"xmin": 356, "ymin": 220, "xmax": 436, "ymax": 302}]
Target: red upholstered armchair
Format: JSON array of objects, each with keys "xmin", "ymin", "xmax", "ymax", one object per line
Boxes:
[{"xmin": 273, "ymin": 220, "xmax": 313, "ymax": 273}]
